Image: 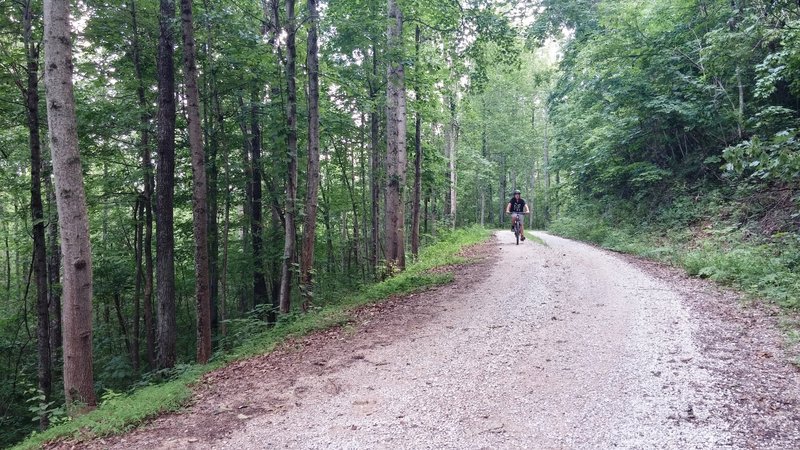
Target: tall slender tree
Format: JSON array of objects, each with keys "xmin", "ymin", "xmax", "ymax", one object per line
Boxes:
[
  {"xmin": 385, "ymin": 0, "xmax": 407, "ymax": 271},
  {"xmin": 369, "ymin": 43, "xmax": 380, "ymax": 275},
  {"xmin": 219, "ymin": 143, "xmax": 231, "ymax": 336},
  {"xmin": 411, "ymin": 25, "xmax": 422, "ymax": 259},
  {"xmin": 248, "ymin": 92, "xmax": 268, "ymax": 309},
  {"xmin": 132, "ymin": 198, "xmax": 143, "ymax": 371},
  {"xmin": 129, "ymin": 0, "xmax": 156, "ymax": 369},
  {"xmin": 446, "ymin": 96, "xmax": 458, "ymax": 227},
  {"xmin": 21, "ymin": 0, "xmax": 51, "ymax": 428},
  {"xmin": 42, "ymin": 0, "xmax": 96, "ymax": 412},
  {"xmin": 46, "ymin": 159, "xmax": 61, "ymax": 356},
  {"xmin": 180, "ymin": 0, "xmax": 211, "ymax": 363},
  {"xmin": 203, "ymin": 0, "xmax": 220, "ymax": 330},
  {"xmin": 300, "ymin": 0, "xmax": 321, "ymax": 311},
  {"xmin": 155, "ymin": 0, "xmax": 177, "ymax": 369},
  {"xmin": 279, "ymin": 0, "xmax": 298, "ymax": 313}
]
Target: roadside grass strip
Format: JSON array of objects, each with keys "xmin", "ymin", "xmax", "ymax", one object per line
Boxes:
[{"xmin": 525, "ymin": 232, "xmax": 548, "ymax": 246}]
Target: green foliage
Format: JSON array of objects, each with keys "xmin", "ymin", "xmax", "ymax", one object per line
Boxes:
[
  {"xmin": 12, "ymin": 368, "xmax": 200, "ymax": 450},
  {"xmin": 24, "ymin": 387, "xmax": 67, "ymax": 428},
  {"xmin": 546, "ymin": 0, "xmax": 800, "ymax": 208},
  {"xmin": 527, "ymin": 0, "xmax": 600, "ymax": 44},
  {"xmin": 538, "ymin": 0, "xmax": 800, "ymax": 321},
  {"xmin": 722, "ymin": 129, "xmax": 800, "ymax": 183},
  {"xmin": 683, "ymin": 234, "xmax": 800, "ymax": 308}
]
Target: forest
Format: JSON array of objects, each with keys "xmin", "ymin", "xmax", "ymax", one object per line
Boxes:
[{"xmin": 1, "ymin": 0, "xmax": 799, "ymax": 447}]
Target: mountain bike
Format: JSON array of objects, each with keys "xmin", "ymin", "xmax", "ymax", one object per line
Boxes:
[{"xmin": 511, "ymin": 212, "xmax": 529, "ymax": 245}]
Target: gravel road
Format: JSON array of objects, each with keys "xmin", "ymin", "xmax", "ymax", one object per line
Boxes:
[{"xmin": 75, "ymin": 231, "xmax": 800, "ymax": 450}]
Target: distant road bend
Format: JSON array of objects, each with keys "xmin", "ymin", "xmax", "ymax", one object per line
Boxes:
[{"xmin": 70, "ymin": 231, "xmax": 800, "ymax": 450}]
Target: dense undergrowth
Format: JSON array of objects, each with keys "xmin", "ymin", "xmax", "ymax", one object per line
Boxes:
[
  {"xmin": 12, "ymin": 226, "xmax": 491, "ymax": 450},
  {"xmin": 549, "ymin": 189, "xmax": 800, "ymax": 310}
]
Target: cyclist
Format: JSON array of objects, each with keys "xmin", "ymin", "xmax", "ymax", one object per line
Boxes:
[{"xmin": 506, "ymin": 189, "xmax": 530, "ymax": 241}]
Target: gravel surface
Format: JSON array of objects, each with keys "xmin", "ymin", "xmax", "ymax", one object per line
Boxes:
[{"xmin": 63, "ymin": 231, "xmax": 800, "ymax": 450}]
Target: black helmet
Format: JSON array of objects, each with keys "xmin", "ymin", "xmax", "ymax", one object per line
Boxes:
[{"xmin": 513, "ymin": 189, "xmax": 521, "ymax": 195}]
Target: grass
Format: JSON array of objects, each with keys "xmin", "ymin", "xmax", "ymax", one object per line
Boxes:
[
  {"xmin": 11, "ymin": 367, "xmax": 204, "ymax": 450},
  {"xmin": 13, "ymin": 226, "xmax": 492, "ymax": 450},
  {"xmin": 524, "ymin": 232, "xmax": 547, "ymax": 246}
]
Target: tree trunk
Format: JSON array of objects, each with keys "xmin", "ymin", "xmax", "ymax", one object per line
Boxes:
[
  {"xmin": 180, "ymin": 0, "xmax": 212, "ymax": 363},
  {"xmin": 385, "ymin": 0, "xmax": 407, "ymax": 271},
  {"xmin": 24, "ymin": 0, "xmax": 51, "ymax": 427},
  {"xmin": 42, "ymin": 0, "xmax": 97, "ymax": 411},
  {"xmin": 112, "ymin": 292, "xmax": 131, "ymax": 359},
  {"xmin": 447, "ymin": 98, "xmax": 458, "ymax": 228},
  {"xmin": 279, "ymin": 0, "xmax": 298, "ymax": 314},
  {"xmin": 204, "ymin": 0, "xmax": 220, "ymax": 332},
  {"xmin": 350, "ymin": 176, "xmax": 361, "ymax": 269},
  {"xmin": 3, "ymin": 223, "xmax": 8, "ymax": 303},
  {"xmin": 528, "ymin": 163, "xmax": 534, "ymax": 227},
  {"xmin": 132, "ymin": 198, "xmax": 143, "ymax": 372},
  {"xmin": 411, "ymin": 26, "xmax": 422, "ymax": 259},
  {"xmin": 248, "ymin": 93, "xmax": 269, "ymax": 310},
  {"xmin": 262, "ymin": 0, "xmax": 288, "ymax": 314},
  {"xmin": 217, "ymin": 72, "xmax": 233, "ymax": 336},
  {"xmin": 359, "ymin": 122, "xmax": 369, "ymax": 280},
  {"xmin": 333, "ymin": 143, "xmax": 362, "ymax": 271},
  {"xmin": 46, "ymin": 160, "xmax": 61, "ymax": 357},
  {"xmin": 129, "ymin": 0, "xmax": 151, "ymax": 371},
  {"xmin": 529, "ymin": 166, "xmax": 536, "ymax": 229},
  {"xmin": 543, "ymin": 120, "xmax": 550, "ymax": 224},
  {"xmin": 320, "ymin": 176, "xmax": 335, "ymax": 274},
  {"xmin": 511, "ymin": 168, "xmax": 516, "ymax": 191},
  {"xmin": 219, "ymin": 182, "xmax": 231, "ymax": 337},
  {"xmin": 500, "ymin": 154, "xmax": 507, "ymax": 223},
  {"xmin": 487, "ymin": 184, "xmax": 493, "ymax": 226},
  {"xmin": 481, "ymin": 119, "xmax": 493, "ymax": 226},
  {"xmin": 143, "ymin": 170, "xmax": 155, "ymax": 368},
  {"xmin": 208, "ymin": 137, "xmax": 219, "ymax": 331},
  {"xmin": 554, "ymin": 170, "xmax": 560, "ymax": 217},
  {"xmin": 480, "ymin": 189, "xmax": 485, "ymax": 227},
  {"xmin": 130, "ymin": 0, "xmax": 155, "ymax": 369},
  {"xmin": 444, "ymin": 124, "xmax": 451, "ymax": 217},
  {"xmin": 155, "ymin": 0, "xmax": 177, "ymax": 370},
  {"xmin": 369, "ymin": 44, "xmax": 380, "ymax": 276},
  {"xmin": 300, "ymin": 0, "xmax": 321, "ymax": 311},
  {"xmin": 411, "ymin": 112, "xmax": 422, "ymax": 258},
  {"xmin": 736, "ymin": 66, "xmax": 744, "ymax": 140}
]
